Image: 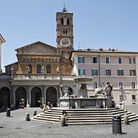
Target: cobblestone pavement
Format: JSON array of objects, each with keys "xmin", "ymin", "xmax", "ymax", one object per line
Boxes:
[{"xmin": 0, "ymin": 105, "xmax": 138, "ymax": 138}]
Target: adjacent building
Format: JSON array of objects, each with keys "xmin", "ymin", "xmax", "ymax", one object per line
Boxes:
[
  {"xmin": 70, "ymin": 49, "xmax": 138, "ymax": 105},
  {"xmin": 0, "ymin": 34, "xmax": 5, "ymax": 72}
]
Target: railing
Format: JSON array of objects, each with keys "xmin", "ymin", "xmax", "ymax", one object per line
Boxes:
[
  {"xmin": 12, "ymin": 74, "xmax": 75, "ymax": 81},
  {"xmin": 0, "ymin": 74, "xmax": 11, "ymax": 80}
]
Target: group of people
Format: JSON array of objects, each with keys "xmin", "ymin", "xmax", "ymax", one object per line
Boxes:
[
  {"xmin": 112, "ymin": 99, "xmax": 125, "ymax": 110},
  {"xmin": 42, "ymin": 102, "xmax": 53, "ymax": 112}
]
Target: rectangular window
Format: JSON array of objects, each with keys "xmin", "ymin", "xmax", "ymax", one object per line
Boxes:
[
  {"xmin": 119, "ymin": 95, "xmax": 124, "ymax": 101},
  {"xmin": 78, "ymin": 69, "xmax": 85, "ymax": 76},
  {"xmin": 130, "ymin": 70, "xmax": 136, "ymax": 76},
  {"xmin": 92, "ymin": 69, "xmax": 98, "ymax": 76},
  {"xmin": 106, "ymin": 82, "xmax": 111, "ymax": 85},
  {"xmin": 132, "ymin": 95, "xmax": 136, "ymax": 100},
  {"xmin": 131, "ymin": 82, "xmax": 135, "ymax": 89},
  {"xmin": 106, "ymin": 57, "xmax": 110, "ymax": 63},
  {"xmin": 93, "ymin": 82, "xmax": 97, "ymax": 89},
  {"xmin": 118, "ymin": 57, "xmax": 122, "ymax": 64},
  {"xmin": 78, "ymin": 56, "xmax": 85, "ymax": 63},
  {"xmin": 106, "ymin": 69, "xmax": 111, "ymax": 76},
  {"xmin": 92, "ymin": 57, "xmax": 97, "ymax": 63},
  {"xmin": 117, "ymin": 69, "xmax": 124, "ymax": 76},
  {"xmin": 129, "ymin": 57, "xmax": 135, "ymax": 64},
  {"xmin": 119, "ymin": 82, "xmax": 123, "ymax": 89}
]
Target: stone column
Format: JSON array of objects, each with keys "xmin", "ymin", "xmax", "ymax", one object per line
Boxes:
[
  {"xmin": 41, "ymin": 86, "xmax": 45, "ymax": 103},
  {"xmin": 26, "ymin": 86, "xmax": 31, "ymax": 107},
  {"xmin": 10, "ymin": 86, "xmax": 15, "ymax": 108}
]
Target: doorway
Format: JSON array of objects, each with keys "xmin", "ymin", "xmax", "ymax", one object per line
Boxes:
[
  {"xmin": 31, "ymin": 87, "xmax": 42, "ymax": 107},
  {"xmin": 0, "ymin": 87, "xmax": 10, "ymax": 108},
  {"xmin": 15, "ymin": 87, "xmax": 26, "ymax": 107},
  {"xmin": 46, "ymin": 87, "xmax": 57, "ymax": 106}
]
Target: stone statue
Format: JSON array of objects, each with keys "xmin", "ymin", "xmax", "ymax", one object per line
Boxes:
[
  {"xmin": 11, "ymin": 66, "xmax": 14, "ymax": 74},
  {"xmin": 60, "ymin": 85, "xmax": 69, "ymax": 98},
  {"xmin": 105, "ymin": 84, "xmax": 113, "ymax": 97},
  {"xmin": 41, "ymin": 66, "xmax": 45, "ymax": 74},
  {"xmin": 94, "ymin": 88, "xmax": 105, "ymax": 97},
  {"xmin": 26, "ymin": 66, "xmax": 30, "ymax": 74},
  {"xmin": 59, "ymin": 85, "xmax": 64, "ymax": 97},
  {"xmin": 56, "ymin": 66, "xmax": 60, "ymax": 74},
  {"xmin": 94, "ymin": 84, "xmax": 113, "ymax": 97}
]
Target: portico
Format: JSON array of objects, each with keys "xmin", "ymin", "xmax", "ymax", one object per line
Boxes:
[{"xmin": 9, "ymin": 74, "xmax": 74, "ymax": 108}]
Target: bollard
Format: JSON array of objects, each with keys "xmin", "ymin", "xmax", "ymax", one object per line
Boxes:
[
  {"xmin": 33, "ymin": 110, "xmax": 37, "ymax": 116},
  {"xmin": 6, "ymin": 108, "xmax": 10, "ymax": 117},
  {"xmin": 124, "ymin": 113, "xmax": 129, "ymax": 125},
  {"xmin": 26, "ymin": 113, "xmax": 30, "ymax": 121},
  {"xmin": 112, "ymin": 115, "xmax": 122, "ymax": 134},
  {"xmin": 60, "ymin": 115, "xmax": 66, "ymax": 127}
]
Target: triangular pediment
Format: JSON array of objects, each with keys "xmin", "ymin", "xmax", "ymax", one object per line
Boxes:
[{"xmin": 15, "ymin": 41, "xmax": 59, "ymax": 55}]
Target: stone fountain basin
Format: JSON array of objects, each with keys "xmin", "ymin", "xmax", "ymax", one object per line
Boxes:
[{"xmin": 74, "ymin": 77, "xmax": 93, "ymax": 84}]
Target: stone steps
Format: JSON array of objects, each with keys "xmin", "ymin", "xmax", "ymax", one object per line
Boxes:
[{"xmin": 32, "ymin": 108, "xmax": 138, "ymax": 125}]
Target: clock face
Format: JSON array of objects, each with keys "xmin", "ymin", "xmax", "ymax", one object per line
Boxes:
[{"xmin": 60, "ymin": 38, "xmax": 70, "ymax": 47}]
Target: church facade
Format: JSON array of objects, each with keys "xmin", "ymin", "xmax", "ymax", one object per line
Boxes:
[
  {"xmin": 0, "ymin": 7, "xmax": 138, "ymax": 108},
  {"xmin": 0, "ymin": 7, "xmax": 77, "ymax": 108}
]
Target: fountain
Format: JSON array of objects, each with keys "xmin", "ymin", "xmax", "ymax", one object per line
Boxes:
[{"xmin": 59, "ymin": 76, "xmax": 113, "ymax": 108}]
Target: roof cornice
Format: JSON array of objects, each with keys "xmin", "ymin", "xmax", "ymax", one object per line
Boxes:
[
  {"xmin": 0, "ymin": 34, "xmax": 6, "ymax": 44},
  {"xmin": 15, "ymin": 41, "xmax": 57, "ymax": 51}
]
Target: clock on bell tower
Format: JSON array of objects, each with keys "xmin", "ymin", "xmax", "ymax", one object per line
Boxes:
[{"xmin": 56, "ymin": 6, "xmax": 74, "ymax": 50}]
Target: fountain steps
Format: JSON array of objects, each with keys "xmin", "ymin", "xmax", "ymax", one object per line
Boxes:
[{"xmin": 32, "ymin": 108, "xmax": 138, "ymax": 125}]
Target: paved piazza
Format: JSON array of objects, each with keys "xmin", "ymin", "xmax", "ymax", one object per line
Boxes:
[{"xmin": 0, "ymin": 105, "xmax": 138, "ymax": 138}]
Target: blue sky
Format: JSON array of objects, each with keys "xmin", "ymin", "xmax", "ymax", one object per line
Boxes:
[{"xmin": 0, "ymin": 0, "xmax": 138, "ymax": 72}]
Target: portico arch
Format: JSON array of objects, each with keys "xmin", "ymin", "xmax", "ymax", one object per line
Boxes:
[
  {"xmin": 15, "ymin": 87, "xmax": 26, "ymax": 107},
  {"xmin": 46, "ymin": 87, "xmax": 57, "ymax": 107},
  {"xmin": 0, "ymin": 87, "xmax": 10, "ymax": 108},
  {"xmin": 31, "ymin": 87, "xmax": 42, "ymax": 107}
]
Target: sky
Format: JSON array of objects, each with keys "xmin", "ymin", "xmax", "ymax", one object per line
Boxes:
[{"xmin": 0, "ymin": 0, "xmax": 138, "ymax": 72}]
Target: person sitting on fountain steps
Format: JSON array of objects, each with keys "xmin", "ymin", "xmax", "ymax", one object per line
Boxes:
[{"xmin": 59, "ymin": 110, "xmax": 68, "ymax": 126}]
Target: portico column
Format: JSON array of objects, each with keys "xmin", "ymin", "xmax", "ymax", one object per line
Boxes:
[
  {"xmin": 10, "ymin": 86, "xmax": 15, "ymax": 108},
  {"xmin": 26, "ymin": 86, "xmax": 30, "ymax": 107},
  {"xmin": 41, "ymin": 86, "xmax": 45, "ymax": 101}
]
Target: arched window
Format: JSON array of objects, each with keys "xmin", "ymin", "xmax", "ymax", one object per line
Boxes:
[
  {"xmin": 61, "ymin": 18, "xmax": 63, "ymax": 25},
  {"xmin": 47, "ymin": 65, "xmax": 51, "ymax": 73},
  {"xmin": 63, "ymin": 30, "xmax": 67, "ymax": 34},
  {"xmin": 37, "ymin": 65, "xmax": 41, "ymax": 73},
  {"xmin": 28, "ymin": 65, "xmax": 32, "ymax": 73},
  {"xmin": 67, "ymin": 19, "xmax": 70, "ymax": 25}
]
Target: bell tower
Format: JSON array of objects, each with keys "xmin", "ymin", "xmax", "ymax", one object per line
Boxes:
[{"xmin": 56, "ymin": 6, "xmax": 74, "ymax": 50}]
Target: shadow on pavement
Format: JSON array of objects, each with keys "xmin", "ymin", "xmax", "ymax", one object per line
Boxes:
[{"xmin": 0, "ymin": 107, "xmax": 20, "ymax": 113}]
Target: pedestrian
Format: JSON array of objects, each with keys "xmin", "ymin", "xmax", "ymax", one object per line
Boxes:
[{"xmin": 47, "ymin": 102, "xmax": 51, "ymax": 108}]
